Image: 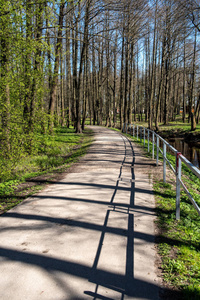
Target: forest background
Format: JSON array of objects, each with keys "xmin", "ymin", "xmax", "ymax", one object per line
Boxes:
[{"xmin": 1, "ymin": 0, "xmax": 200, "ymax": 182}]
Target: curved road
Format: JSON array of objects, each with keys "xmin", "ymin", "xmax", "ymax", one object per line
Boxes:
[{"xmin": 0, "ymin": 126, "xmax": 160, "ymax": 300}]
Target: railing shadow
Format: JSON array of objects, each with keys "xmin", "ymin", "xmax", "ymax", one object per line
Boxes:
[{"xmin": 0, "ymin": 130, "xmax": 185, "ymax": 299}]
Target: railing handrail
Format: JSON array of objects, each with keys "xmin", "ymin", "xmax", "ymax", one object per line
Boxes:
[{"xmin": 123, "ymin": 123, "xmax": 200, "ymax": 219}]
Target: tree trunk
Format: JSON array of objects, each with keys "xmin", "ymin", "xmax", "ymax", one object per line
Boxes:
[
  {"xmin": 182, "ymin": 33, "xmax": 186, "ymax": 123},
  {"xmin": 105, "ymin": 12, "xmax": 110, "ymax": 127},
  {"xmin": 60, "ymin": 49, "xmax": 65, "ymax": 126},
  {"xmin": 82, "ymin": 31, "xmax": 89, "ymax": 131},
  {"xmin": 92, "ymin": 33, "xmax": 96, "ymax": 125},
  {"xmin": 29, "ymin": 1, "xmax": 43, "ymax": 132},
  {"xmin": 113, "ymin": 31, "xmax": 117, "ymax": 127},
  {"xmin": 155, "ymin": 34, "xmax": 165, "ymax": 131},
  {"xmin": 66, "ymin": 26, "xmax": 71, "ymax": 128},
  {"xmin": 119, "ymin": 27, "xmax": 125, "ymax": 130},
  {"xmin": 190, "ymin": 29, "xmax": 197, "ymax": 131},
  {"xmin": 124, "ymin": 39, "xmax": 129, "ymax": 126},
  {"xmin": 0, "ymin": 1, "xmax": 11, "ymax": 154},
  {"xmin": 23, "ymin": 0, "xmax": 32, "ymax": 128},
  {"xmin": 75, "ymin": 0, "xmax": 90, "ymax": 133},
  {"xmin": 48, "ymin": 1, "xmax": 65, "ymax": 131},
  {"xmin": 149, "ymin": 0, "xmax": 157, "ymax": 130}
]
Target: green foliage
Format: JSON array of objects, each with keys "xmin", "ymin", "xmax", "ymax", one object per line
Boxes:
[
  {"xmin": 0, "ymin": 179, "xmax": 21, "ymax": 212},
  {"xmin": 0, "ymin": 0, "xmax": 54, "ymax": 168},
  {"xmin": 155, "ymin": 180, "xmax": 200, "ymax": 298},
  {"xmin": 0, "ymin": 180, "xmax": 19, "ymax": 197},
  {"xmin": 0, "ymin": 126, "xmax": 93, "ymax": 214},
  {"xmin": 0, "ymin": 127, "xmax": 90, "ymax": 182}
]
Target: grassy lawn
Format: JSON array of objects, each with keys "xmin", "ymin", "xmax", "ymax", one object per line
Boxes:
[
  {"xmin": 0, "ymin": 126, "xmax": 93, "ymax": 214},
  {"xmin": 122, "ymin": 129, "xmax": 200, "ymax": 300}
]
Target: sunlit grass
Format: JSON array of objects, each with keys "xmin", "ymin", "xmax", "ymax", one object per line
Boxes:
[
  {"xmin": 129, "ymin": 114, "xmax": 200, "ymax": 134},
  {"xmin": 0, "ymin": 126, "xmax": 93, "ymax": 214},
  {"xmin": 155, "ymin": 180, "xmax": 200, "ymax": 299}
]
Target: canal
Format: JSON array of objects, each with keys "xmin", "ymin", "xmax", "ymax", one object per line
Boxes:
[{"xmin": 166, "ymin": 138, "xmax": 200, "ymax": 168}]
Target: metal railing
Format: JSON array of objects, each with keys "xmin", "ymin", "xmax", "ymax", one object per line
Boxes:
[{"xmin": 123, "ymin": 123, "xmax": 200, "ymax": 220}]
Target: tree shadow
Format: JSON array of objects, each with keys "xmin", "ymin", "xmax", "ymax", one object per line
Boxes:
[{"xmin": 0, "ymin": 131, "xmax": 185, "ymax": 299}]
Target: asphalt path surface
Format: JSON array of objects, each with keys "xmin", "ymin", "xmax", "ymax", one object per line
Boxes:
[{"xmin": 0, "ymin": 126, "xmax": 160, "ymax": 300}]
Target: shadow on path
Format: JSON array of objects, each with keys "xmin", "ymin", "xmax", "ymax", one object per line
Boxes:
[{"xmin": 0, "ymin": 130, "xmax": 184, "ymax": 299}]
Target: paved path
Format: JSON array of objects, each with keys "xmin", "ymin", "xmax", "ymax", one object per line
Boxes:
[{"xmin": 0, "ymin": 126, "xmax": 160, "ymax": 300}]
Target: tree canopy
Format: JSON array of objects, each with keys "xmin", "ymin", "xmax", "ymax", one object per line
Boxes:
[{"xmin": 1, "ymin": 0, "xmax": 200, "ymax": 158}]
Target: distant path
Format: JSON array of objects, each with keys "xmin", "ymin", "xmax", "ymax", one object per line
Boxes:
[{"xmin": 0, "ymin": 126, "xmax": 160, "ymax": 300}]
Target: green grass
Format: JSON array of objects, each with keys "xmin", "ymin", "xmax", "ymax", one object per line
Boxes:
[
  {"xmin": 155, "ymin": 181, "xmax": 200, "ymax": 299},
  {"xmin": 122, "ymin": 128, "xmax": 200, "ymax": 299},
  {"xmin": 0, "ymin": 127, "xmax": 91, "ymax": 181},
  {"xmin": 129, "ymin": 114, "xmax": 200, "ymax": 135},
  {"xmin": 0, "ymin": 126, "xmax": 93, "ymax": 214}
]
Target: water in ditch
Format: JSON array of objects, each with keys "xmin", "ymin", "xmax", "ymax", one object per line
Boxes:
[{"xmin": 166, "ymin": 138, "xmax": 200, "ymax": 168}]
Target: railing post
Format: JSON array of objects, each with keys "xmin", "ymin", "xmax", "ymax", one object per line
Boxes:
[
  {"xmin": 147, "ymin": 130, "xmax": 150, "ymax": 152},
  {"xmin": 156, "ymin": 135, "xmax": 159, "ymax": 166},
  {"xmin": 129, "ymin": 124, "xmax": 131, "ymax": 134},
  {"xmin": 137, "ymin": 125, "xmax": 138, "ymax": 140},
  {"xmin": 176, "ymin": 152, "xmax": 181, "ymax": 220},
  {"xmin": 144, "ymin": 128, "xmax": 145, "ymax": 147},
  {"xmin": 126, "ymin": 123, "xmax": 127, "ymax": 134},
  {"xmin": 133, "ymin": 124, "xmax": 135, "ymax": 137},
  {"xmin": 163, "ymin": 143, "xmax": 166, "ymax": 183},
  {"xmin": 152, "ymin": 132, "xmax": 155, "ymax": 159},
  {"xmin": 140, "ymin": 127, "xmax": 142, "ymax": 143}
]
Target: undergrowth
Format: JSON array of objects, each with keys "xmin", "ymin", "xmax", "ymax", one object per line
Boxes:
[{"xmin": 0, "ymin": 126, "xmax": 93, "ymax": 214}]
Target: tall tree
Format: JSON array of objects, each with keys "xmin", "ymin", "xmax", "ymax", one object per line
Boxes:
[
  {"xmin": 0, "ymin": 0, "xmax": 11, "ymax": 153},
  {"xmin": 48, "ymin": 0, "xmax": 65, "ymax": 131},
  {"xmin": 74, "ymin": 0, "xmax": 91, "ymax": 133}
]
